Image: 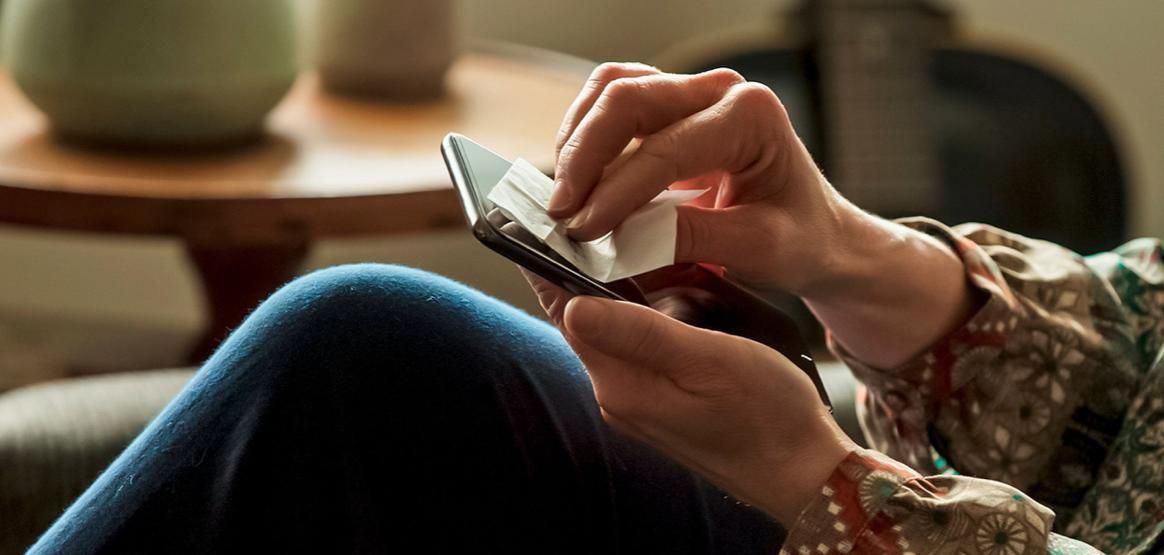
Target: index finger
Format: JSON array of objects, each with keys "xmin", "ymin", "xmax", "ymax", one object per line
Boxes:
[
  {"xmin": 555, "ymin": 62, "xmax": 660, "ymax": 161},
  {"xmin": 552, "ymin": 68, "xmax": 744, "ymax": 219},
  {"xmin": 563, "ymin": 82, "xmax": 775, "ymax": 242}
]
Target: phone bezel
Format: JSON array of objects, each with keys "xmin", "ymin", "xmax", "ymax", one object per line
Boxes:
[{"xmin": 441, "ymin": 133, "xmax": 630, "ymax": 302}]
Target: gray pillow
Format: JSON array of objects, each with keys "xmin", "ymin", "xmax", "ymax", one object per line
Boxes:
[{"xmin": 0, "ymin": 369, "xmax": 193, "ymax": 554}]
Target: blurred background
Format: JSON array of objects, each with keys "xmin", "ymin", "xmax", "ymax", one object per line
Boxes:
[
  {"xmin": 0, "ymin": 0, "xmax": 1159, "ymax": 550},
  {"xmin": 2, "ymin": 0, "xmax": 1154, "ymax": 381},
  {"xmin": 1, "ymin": 0, "xmax": 1159, "ymax": 380}
]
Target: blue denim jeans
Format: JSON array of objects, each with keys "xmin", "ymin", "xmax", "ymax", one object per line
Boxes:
[{"xmin": 29, "ymin": 265, "xmax": 783, "ymax": 554}]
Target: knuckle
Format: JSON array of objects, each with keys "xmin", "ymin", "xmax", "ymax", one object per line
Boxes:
[
  {"xmin": 555, "ymin": 119, "xmax": 575, "ymax": 145},
  {"xmin": 557, "ymin": 133, "xmax": 586, "ymax": 166},
  {"xmin": 729, "ymin": 82, "xmax": 786, "ymax": 116},
  {"xmin": 703, "ymin": 67, "xmax": 746, "ymax": 88},
  {"xmin": 530, "ymin": 283, "xmax": 568, "ymax": 325},
  {"xmin": 589, "ymin": 63, "xmax": 623, "ymax": 85},
  {"xmin": 641, "ymin": 129, "xmax": 679, "ymax": 159},
  {"xmin": 730, "ymin": 81, "xmax": 777, "ymax": 107},
  {"xmin": 545, "ymin": 297, "xmax": 570, "ymax": 327},
  {"xmin": 590, "ymin": 61, "xmax": 656, "ymax": 85},
  {"xmin": 602, "ymin": 77, "xmax": 649, "ymax": 104},
  {"xmin": 638, "ymin": 132, "xmax": 681, "ymax": 181}
]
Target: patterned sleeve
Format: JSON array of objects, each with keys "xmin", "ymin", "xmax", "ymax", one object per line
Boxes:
[
  {"xmin": 780, "ymin": 447, "xmax": 1103, "ymax": 554},
  {"xmin": 834, "ymin": 219, "xmax": 1150, "ymax": 511},
  {"xmin": 780, "ymin": 218, "xmax": 1164, "ymax": 554}
]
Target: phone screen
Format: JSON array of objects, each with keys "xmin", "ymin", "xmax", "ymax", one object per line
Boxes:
[
  {"xmin": 443, "ymin": 134, "xmax": 637, "ymax": 301},
  {"xmin": 446, "ymin": 133, "xmax": 514, "ymax": 214}
]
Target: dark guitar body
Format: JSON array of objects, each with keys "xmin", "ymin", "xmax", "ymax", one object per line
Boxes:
[
  {"xmin": 696, "ymin": 47, "xmax": 1127, "ymax": 255},
  {"xmin": 693, "ymin": 46, "xmax": 1127, "ymax": 347}
]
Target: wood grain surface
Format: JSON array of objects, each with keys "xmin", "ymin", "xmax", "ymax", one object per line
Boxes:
[{"xmin": 0, "ymin": 48, "xmax": 592, "ymax": 244}]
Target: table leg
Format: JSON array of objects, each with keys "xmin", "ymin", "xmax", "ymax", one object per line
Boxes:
[{"xmin": 184, "ymin": 242, "xmax": 310, "ymax": 363}]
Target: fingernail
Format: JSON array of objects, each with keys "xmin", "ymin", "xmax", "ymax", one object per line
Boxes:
[
  {"xmin": 548, "ymin": 180, "xmax": 573, "ymax": 213},
  {"xmin": 566, "ymin": 205, "xmax": 593, "ymax": 232},
  {"xmin": 565, "ymin": 295, "xmax": 607, "ymax": 337}
]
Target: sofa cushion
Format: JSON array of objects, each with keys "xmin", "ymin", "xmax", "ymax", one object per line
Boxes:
[{"xmin": 0, "ymin": 369, "xmax": 194, "ymax": 554}]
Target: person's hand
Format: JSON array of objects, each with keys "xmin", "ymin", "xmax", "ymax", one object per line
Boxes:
[
  {"xmin": 549, "ymin": 62, "xmax": 861, "ymax": 296},
  {"xmin": 549, "ymin": 63, "xmax": 981, "ymax": 369},
  {"xmin": 523, "ymin": 270, "xmax": 853, "ymax": 524}
]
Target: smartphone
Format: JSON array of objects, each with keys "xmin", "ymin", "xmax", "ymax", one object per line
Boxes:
[
  {"xmin": 441, "ymin": 133, "xmax": 645, "ymax": 303},
  {"xmin": 440, "ymin": 133, "xmax": 831, "ymax": 409}
]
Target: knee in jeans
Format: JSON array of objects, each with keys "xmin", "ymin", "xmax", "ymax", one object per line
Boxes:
[
  {"xmin": 249, "ymin": 263, "xmax": 531, "ymax": 371},
  {"xmin": 243, "ymin": 263, "xmax": 539, "ymax": 390},
  {"xmin": 261, "ymin": 264, "xmax": 473, "ymax": 335},
  {"xmin": 210, "ymin": 263, "xmax": 570, "ymax": 414}
]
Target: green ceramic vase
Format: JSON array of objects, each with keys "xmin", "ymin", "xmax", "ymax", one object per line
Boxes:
[{"xmin": 0, "ymin": 0, "xmax": 299, "ymax": 147}]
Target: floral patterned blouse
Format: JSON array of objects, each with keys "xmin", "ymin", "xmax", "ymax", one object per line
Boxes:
[{"xmin": 783, "ymin": 219, "xmax": 1164, "ymax": 554}]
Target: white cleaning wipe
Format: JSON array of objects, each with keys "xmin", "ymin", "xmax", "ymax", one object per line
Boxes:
[{"xmin": 487, "ymin": 158, "xmax": 702, "ymax": 282}]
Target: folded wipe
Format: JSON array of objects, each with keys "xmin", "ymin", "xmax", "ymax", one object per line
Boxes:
[{"xmin": 487, "ymin": 158, "xmax": 702, "ymax": 282}]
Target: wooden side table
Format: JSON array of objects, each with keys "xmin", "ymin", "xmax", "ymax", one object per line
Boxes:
[{"xmin": 0, "ymin": 44, "xmax": 592, "ymax": 362}]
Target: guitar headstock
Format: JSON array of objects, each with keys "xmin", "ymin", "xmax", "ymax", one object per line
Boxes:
[{"xmin": 804, "ymin": 0, "xmax": 954, "ymax": 217}]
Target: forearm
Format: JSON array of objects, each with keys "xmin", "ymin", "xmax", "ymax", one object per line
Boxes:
[{"xmin": 802, "ymin": 203, "xmax": 981, "ymax": 369}]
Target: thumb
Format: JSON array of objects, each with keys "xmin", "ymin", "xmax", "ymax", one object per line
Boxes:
[
  {"xmin": 563, "ymin": 295, "xmax": 714, "ymax": 370},
  {"xmin": 674, "ymin": 204, "xmax": 754, "ymax": 267}
]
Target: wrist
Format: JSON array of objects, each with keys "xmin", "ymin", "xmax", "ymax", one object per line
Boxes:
[
  {"xmin": 801, "ymin": 211, "xmax": 980, "ymax": 368},
  {"xmin": 794, "ymin": 193, "xmax": 892, "ymax": 301},
  {"xmin": 748, "ymin": 412, "xmax": 855, "ymax": 525}
]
